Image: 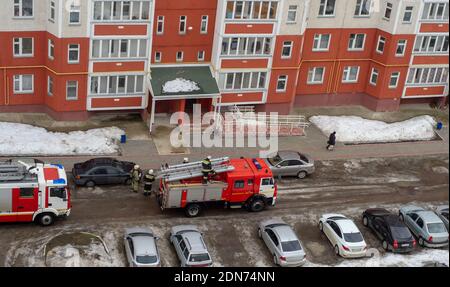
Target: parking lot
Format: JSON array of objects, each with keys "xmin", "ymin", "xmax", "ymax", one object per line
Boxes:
[{"xmin": 0, "ymin": 155, "xmax": 448, "ymax": 267}]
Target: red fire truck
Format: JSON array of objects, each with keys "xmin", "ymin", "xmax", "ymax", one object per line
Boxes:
[
  {"xmin": 156, "ymin": 157, "xmax": 277, "ymax": 217},
  {"xmin": 0, "ymin": 159, "xmax": 71, "ymax": 226}
]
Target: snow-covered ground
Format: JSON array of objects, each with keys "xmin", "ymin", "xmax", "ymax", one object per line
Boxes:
[
  {"xmin": 162, "ymin": 78, "xmax": 200, "ymax": 94},
  {"xmin": 310, "ymin": 115, "xmax": 437, "ymax": 143},
  {"xmin": 0, "ymin": 122, "xmax": 124, "ymax": 156}
]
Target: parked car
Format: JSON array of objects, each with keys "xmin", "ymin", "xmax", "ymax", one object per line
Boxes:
[
  {"xmin": 258, "ymin": 219, "xmax": 306, "ymax": 267},
  {"xmin": 263, "ymin": 151, "xmax": 315, "ymax": 179},
  {"xmin": 319, "ymin": 214, "xmax": 367, "ymax": 258},
  {"xmin": 362, "ymin": 208, "xmax": 416, "ymax": 253},
  {"xmin": 399, "ymin": 205, "xmax": 449, "ymax": 248},
  {"xmin": 435, "ymin": 205, "xmax": 449, "ymax": 231},
  {"xmin": 124, "ymin": 227, "xmax": 160, "ymax": 267},
  {"xmin": 169, "ymin": 225, "xmax": 213, "ymax": 267},
  {"xmin": 72, "ymin": 158, "xmax": 136, "ymax": 187}
]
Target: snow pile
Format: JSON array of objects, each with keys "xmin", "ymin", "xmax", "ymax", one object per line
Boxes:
[
  {"xmin": 0, "ymin": 122, "xmax": 124, "ymax": 156},
  {"xmin": 162, "ymin": 78, "xmax": 200, "ymax": 94},
  {"xmin": 46, "ymin": 243, "xmax": 115, "ymax": 267},
  {"xmin": 310, "ymin": 115, "xmax": 437, "ymax": 143}
]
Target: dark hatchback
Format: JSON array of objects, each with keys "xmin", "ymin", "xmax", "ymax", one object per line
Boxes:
[
  {"xmin": 363, "ymin": 208, "xmax": 416, "ymax": 253},
  {"xmin": 72, "ymin": 158, "xmax": 136, "ymax": 187}
]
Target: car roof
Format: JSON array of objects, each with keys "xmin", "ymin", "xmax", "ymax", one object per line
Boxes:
[
  {"xmin": 383, "ymin": 215, "xmax": 404, "ymax": 226},
  {"xmin": 132, "ymin": 236, "xmax": 157, "ymax": 256},
  {"xmin": 273, "ymin": 225, "xmax": 298, "ymax": 242},
  {"xmin": 183, "ymin": 232, "xmax": 207, "ymax": 253},
  {"xmin": 335, "ymin": 219, "xmax": 360, "ymax": 233},
  {"xmin": 417, "ymin": 211, "xmax": 443, "ymax": 223}
]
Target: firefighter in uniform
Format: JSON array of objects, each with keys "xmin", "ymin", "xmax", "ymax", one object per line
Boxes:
[
  {"xmin": 143, "ymin": 169, "xmax": 155, "ymax": 197},
  {"xmin": 130, "ymin": 165, "xmax": 142, "ymax": 193},
  {"xmin": 201, "ymin": 156, "xmax": 213, "ymax": 184}
]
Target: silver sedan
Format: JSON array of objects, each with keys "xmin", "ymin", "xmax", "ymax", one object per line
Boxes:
[
  {"xmin": 264, "ymin": 151, "xmax": 315, "ymax": 179},
  {"xmin": 436, "ymin": 205, "xmax": 449, "ymax": 231},
  {"xmin": 124, "ymin": 227, "xmax": 161, "ymax": 267},
  {"xmin": 258, "ymin": 219, "xmax": 306, "ymax": 267}
]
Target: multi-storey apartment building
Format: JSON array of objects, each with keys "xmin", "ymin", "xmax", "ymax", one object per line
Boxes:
[{"xmin": 0, "ymin": 0, "xmax": 448, "ymax": 125}]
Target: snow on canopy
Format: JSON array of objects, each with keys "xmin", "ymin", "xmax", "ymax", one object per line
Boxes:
[
  {"xmin": 310, "ymin": 115, "xmax": 437, "ymax": 143},
  {"xmin": 162, "ymin": 78, "xmax": 200, "ymax": 94}
]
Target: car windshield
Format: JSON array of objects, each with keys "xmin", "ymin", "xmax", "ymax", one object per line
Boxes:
[
  {"xmin": 267, "ymin": 154, "xmax": 283, "ymax": 166},
  {"xmin": 281, "ymin": 240, "xmax": 302, "ymax": 252},
  {"xmin": 427, "ymin": 223, "xmax": 447, "ymax": 233},
  {"xmin": 390, "ymin": 226, "xmax": 411, "ymax": 239},
  {"xmin": 343, "ymin": 232, "xmax": 364, "ymax": 243},
  {"xmin": 136, "ymin": 255, "xmax": 158, "ymax": 264},
  {"xmin": 189, "ymin": 253, "xmax": 210, "ymax": 263}
]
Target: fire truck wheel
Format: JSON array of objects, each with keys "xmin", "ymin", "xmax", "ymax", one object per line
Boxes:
[
  {"xmin": 37, "ymin": 213, "xmax": 55, "ymax": 226},
  {"xmin": 185, "ymin": 204, "xmax": 202, "ymax": 218},
  {"xmin": 249, "ymin": 198, "xmax": 266, "ymax": 212}
]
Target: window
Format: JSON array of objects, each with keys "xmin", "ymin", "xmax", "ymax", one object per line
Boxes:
[
  {"xmin": 19, "ymin": 188, "xmax": 34, "ymax": 198},
  {"xmin": 179, "ymin": 16, "xmax": 187, "ymax": 34},
  {"xmin": 276, "ymin": 75, "xmax": 287, "ymax": 92},
  {"xmin": 319, "ymin": 0, "xmax": 335, "ymax": 16},
  {"xmin": 282, "ymin": 41, "xmax": 292, "ymax": 58},
  {"xmin": 50, "ymin": 188, "xmax": 67, "ymax": 199},
  {"xmin": 13, "ymin": 74, "xmax": 33, "ymax": 94},
  {"xmin": 92, "ymin": 39, "xmax": 147, "ymax": 59},
  {"xmin": 396, "ymin": 40, "xmax": 407, "ymax": 56},
  {"xmin": 48, "ymin": 39, "xmax": 55, "ymax": 59},
  {"xmin": 355, "ymin": 0, "xmax": 371, "ymax": 16},
  {"xmin": 369, "ymin": 68, "xmax": 379, "ymax": 85},
  {"xmin": 13, "ymin": 37, "xmax": 33, "ymax": 57},
  {"xmin": 389, "ymin": 72, "xmax": 400, "ymax": 88},
  {"xmin": 416, "ymin": 218, "xmax": 424, "ymax": 229},
  {"xmin": 198, "ymin": 51, "xmax": 205, "ymax": 61},
  {"xmin": 68, "ymin": 44, "xmax": 80, "ymax": 63},
  {"xmin": 69, "ymin": 3, "xmax": 81, "ymax": 24},
  {"xmin": 49, "ymin": 1, "xmax": 55, "ymax": 22},
  {"xmin": 47, "ymin": 76, "xmax": 54, "ymax": 96},
  {"xmin": 376, "ymin": 36, "xmax": 386, "ymax": 53},
  {"xmin": 234, "ymin": 180, "xmax": 245, "ymax": 189},
  {"xmin": 287, "ymin": 5, "xmax": 297, "ymax": 23},
  {"xmin": 407, "ymin": 67, "xmax": 449, "ymax": 85},
  {"xmin": 313, "ymin": 34, "xmax": 330, "ymax": 51},
  {"xmin": 414, "ymin": 35, "xmax": 449, "ymax": 54},
  {"xmin": 90, "ymin": 75, "xmax": 145, "ymax": 95},
  {"xmin": 225, "ymin": 0, "xmax": 278, "ymax": 20},
  {"xmin": 14, "ymin": 0, "xmax": 33, "ymax": 17},
  {"xmin": 219, "ymin": 72, "xmax": 267, "ymax": 91},
  {"xmin": 307, "ymin": 67, "xmax": 325, "ymax": 84},
  {"xmin": 221, "ymin": 37, "xmax": 272, "ymax": 56},
  {"xmin": 66, "ymin": 81, "xmax": 78, "ymax": 100},
  {"xmin": 342, "ymin": 66, "xmax": 360, "ymax": 83},
  {"xmin": 200, "ymin": 15, "xmax": 208, "ymax": 34},
  {"xmin": 403, "ymin": 6, "xmax": 413, "ymax": 23},
  {"xmin": 157, "ymin": 16, "xmax": 164, "ymax": 34},
  {"xmin": 421, "ymin": 2, "xmax": 449, "ymax": 21},
  {"xmin": 176, "ymin": 51, "xmax": 184, "ymax": 62},
  {"xmin": 348, "ymin": 34, "xmax": 365, "ymax": 50},
  {"xmin": 384, "ymin": 2, "xmax": 393, "ymax": 20},
  {"xmin": 93, "ymin": 1, "xmax": 150, "ymax": 21},
  {"xmin": 155, "ymin": 51, "xmax": 161, "ymax": 62}
]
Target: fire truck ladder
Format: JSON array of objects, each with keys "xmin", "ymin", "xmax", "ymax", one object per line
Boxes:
[
  {"xmin": 0, "ymin": 163, "xmax": 27, "ymax": 182},
  {"xmin": 157, "ymin": 157, "xmax": 235, "ymax": 183}
]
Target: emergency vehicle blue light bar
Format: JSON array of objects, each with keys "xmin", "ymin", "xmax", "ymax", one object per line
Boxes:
[
  {"xmin": 51, "ymin": 164, "xmax": 64, "ymax": 169},
  {"xmin": 53, "ymin": 178, "xmax": 66, "ymax": 184},
  {"xmin": 252, "ymin": 159, "xmax": 262, "ymax": 170}
]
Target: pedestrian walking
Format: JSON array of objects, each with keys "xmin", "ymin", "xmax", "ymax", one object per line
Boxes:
[
  {"xmin": 130, "ymin": 165, "xmax": 142, "ymax": 193},
  {"xmin": 143, "ymin": 169, "xmax": 156, "ymax": 196},
  {"xmin": 327, "ymin": 131, "xmax": 336, "ymax": 151}
]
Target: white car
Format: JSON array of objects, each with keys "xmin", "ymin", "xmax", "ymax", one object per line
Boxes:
[
  {"xmin": 319, "ymin": 214, "xmax": 367, "ymax": 258},
  {"xmin": 124, "ymin": 227, "xmax": 161, "ymax": 267}
]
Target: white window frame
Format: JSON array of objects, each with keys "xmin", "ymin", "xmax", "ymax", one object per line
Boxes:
[
  {"xmin": 414, "ymin": 35, "xmax": 449, "ymax": 54},
  {"xmin": 13, "ymin": 74, "xmax": 34, "ymax": 94},
  {"xmin": 47, "ymin": 76, "xmax": 54, "ymax": 96},
  {"xmin": 403, "ymin": 6, "xmax": 413, "ymax": 23},
  {"xmin": 68, "ymin": 44, "xmax": 80, "ymax": 64},
  {"xmin": 48, "ymin": 39, "xmax": 55, "ymax": 60},
  {"xmin": 14, "ymin": 0, "xmax": 33, "ymax": 18},
  {"xmin": 421, "ymin": 2, "xmax": 449, "ymax": 21},
  {"xmin": 69, "ymin": 3, "xmax": 81, "ymax": 25},
  {"xmin": 92, "ymin": 39, "xmax": 148, "ymax": 59},
  {"xmin": 396, "ymin": 40, "xmax": 407, "ymax": 57},
  {"xmin": 221, "ymin": 37, "xmax": 273, "ymax": 56},
  {"xmin": 369, "ymin": 68, "xmax": 379, "ymax": 85},
  {"xmin": 281, "ymin": 41, "xmax": 293, "ymax": 58},
  {"xmin": 225, "ymin": 1, "xmax": 279, "ymax": 20},
  {"xmin": 348, "ymin": 34, "xmax": 366, "ymax": 51},
  {"xmin": 313, "ymin": 34, "xmax": 331, "ymax": 51},
  {"xmin": 66, "ymin": 81, "xmax": 78, "ymax": 100},
  {"xmin": 13, "ymin": 37, "xmax": 34, "ymax": 57},
  {"xmin": 179, "ymin": 16, "xmax": 187, "ymax": 34},
  {"xmin": 407, "ymin": 67, "xmax": 449, "ymax": 85},
  {"xmin": 389, "ymin": 72, "xmax": 400, "ymax": 88},
  {"xmin": 287, "ymin": 5, "xmax": 298, "ymax": 23},
  {"xmin": 376, "ymin": 36, "xmax": 386, "ymax": 54},
  {"xmin": 200, "ymin": 15, "xmax": 208, "ymax": 34},
  {"xmin": 319, "ymin": 0, "xmax": 336, "ymax": 17},
  {"xmin": 155, "ymin": 51, "xmax": 161, "ymax": 63},
  {"xmin": 176, "ymin": 51, "xmax": 184, "ymax": 62},
  {"xmin": 220, "ymin": 72, "xmax": 267, "ymax": 91},
  {"xmin": 307, "ymin": 67, "xmax": 325, "ymax": 84},
  {"xmin": 198, "ymin": 51, "xmax": 205, "ymax": 61},
  {"xmin": 49, "ymin": 1, "xmax": 56, "ymax": 22},
  {"xmin": 342, "ymin": 66, "xmax": 360, "ymax": 83},
  {"xmin": 276, "ymin": 75, "xmax": 288, "ymax": 92},
  {"xmin": 383, "ymin": 2, "xmax": 393, "ymax": 20},
  {"xmin": 92, "ymin": 1, "xmax": 150, "ymax": 21},
  {"xmin": 157, "ymin": 16, "xmax": 164, "ymax": 34},
  {"xmin": 90, "ymin": 75, "xmax": 145, "ymax": 95},
  {"xmin": 354, "ymin": 0, "xmax": 371, "ymax": 17}
]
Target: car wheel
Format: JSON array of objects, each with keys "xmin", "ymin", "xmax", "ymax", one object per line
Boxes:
[
  {"xmin": 85, "ymin": 181, "xmax": 95, "ymax": 188},
  {"xmin": 124, "ymin": 178, "xmax": 132, "ymax": 185},
  {"xmin": 297, "ymin": 171, "xmax": 307, "ymax": 179},
  {"xmin": 185, "ymin": 203, "xmax": 202, "ymax": 218},
  {"xmin": 418, "ymin": 237, "xmax": 425, "ymax": 247},
  {"xmin": 319, "ymin": 221, "xmax": 324, "ymax": 232},
  {"xmin": 363, "ymin": 216, "xmax": 369, "ymax": 227},
  {"xmin": 249, "ymin": 198, "xmax": 266, "ymax": 212},
  {"xmin": 258, "ymin": 228, "xmax": 262, "ymax": 239},
  {"xmin": 382, "ymin": 240, "xmax": 389, "ymax": 251},
  {"xmin": 399, "ymin": 213, "xmax": 404, "ymax": 222},
  {"xmin": 37, "ymin": 213, "xmax": 55, "ymax": 226},
  {"xmin": 334, "ymin": 245, "xmax": 340, "ymax": 256}
]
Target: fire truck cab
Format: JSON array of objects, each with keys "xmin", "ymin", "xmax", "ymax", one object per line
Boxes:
[
  {"xmin": 157, "ymin": 157, "xmax": 277, "ymax": 217},
  {"xmin": 0, "ymin": 160, "xmax": 71, "ymax": 226}
]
